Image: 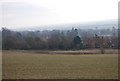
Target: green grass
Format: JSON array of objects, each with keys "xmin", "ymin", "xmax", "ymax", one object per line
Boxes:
[{"xmin": 2, "ymin": 50, "xmax": 118, "ymax": 79}]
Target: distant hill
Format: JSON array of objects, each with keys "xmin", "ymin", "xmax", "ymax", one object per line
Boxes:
[{"xmin": 13, "ymin": 19, "xmax": 118, "ymax": 31}]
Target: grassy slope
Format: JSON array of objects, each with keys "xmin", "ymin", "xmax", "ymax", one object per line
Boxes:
[{"xmin": 2, "ymin": 50, "xmax": 118, "ymax": 79}]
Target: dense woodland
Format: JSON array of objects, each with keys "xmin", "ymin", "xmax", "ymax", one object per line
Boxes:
[{"xmin": 2, "ymin": 27, "xmax": 119, "ymax": 50}]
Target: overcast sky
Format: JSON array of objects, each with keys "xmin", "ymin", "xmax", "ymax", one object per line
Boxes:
[{"xmin": 0, "ymin": 0, "xmax": 119, "ymax": 29}]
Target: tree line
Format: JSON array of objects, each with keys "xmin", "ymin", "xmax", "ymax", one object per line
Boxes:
[{"xmin": 2, "ymin": 27, "xmax": 119, "ymax": 50}]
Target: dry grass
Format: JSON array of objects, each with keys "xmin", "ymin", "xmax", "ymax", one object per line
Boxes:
[
  {"xmin": 2, "ymin": 50, "xmax": 118, "ymax": 79},
  {"xmin": 12, "ymin": 49, "xmax": 118, "ymax": 54}
]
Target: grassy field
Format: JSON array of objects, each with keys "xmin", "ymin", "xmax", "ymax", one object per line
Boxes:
[{"xmin": 2, "ymin": 50, "xmax": 118, "ymax": 79}]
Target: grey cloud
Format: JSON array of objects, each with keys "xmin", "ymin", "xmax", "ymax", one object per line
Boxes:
[{"xmin": 2, "ymin": 2, "xmax": 51, "ymax": 15}]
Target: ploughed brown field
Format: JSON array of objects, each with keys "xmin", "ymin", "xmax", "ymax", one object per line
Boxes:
[{"xmin": 2, "ymin": 49, "xmax": 118, "ymax": 79}]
